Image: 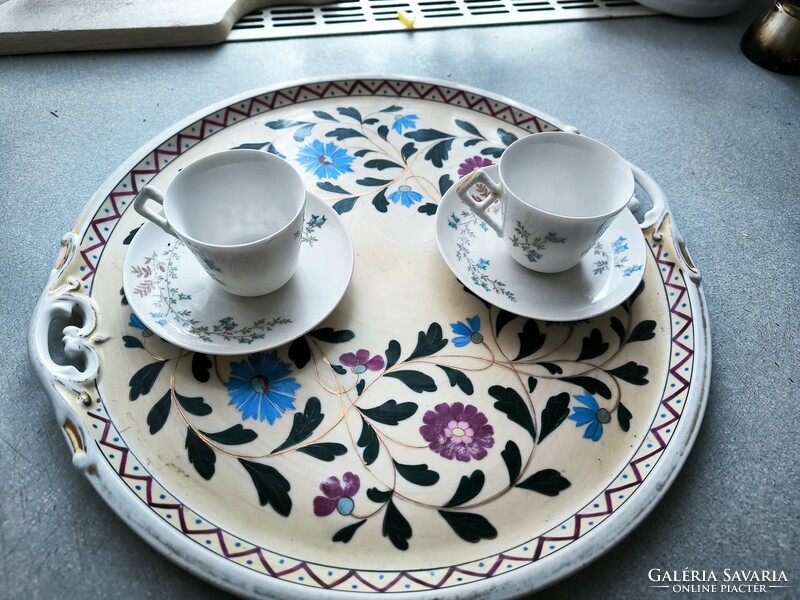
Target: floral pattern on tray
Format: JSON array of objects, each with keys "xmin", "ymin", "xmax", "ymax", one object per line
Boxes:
[
  {"xmin": 54, "ymin": 79, "xmax": 697, "ymax": 595},
  {"xmin": 122, "ymin": 286, "xmax": 654, "ymax": 549}
]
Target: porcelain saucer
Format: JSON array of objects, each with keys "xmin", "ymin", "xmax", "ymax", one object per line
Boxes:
[
  {"xmin": 436, "ymin": 165, "xmax": 646, "ymax": 322},
  {"xmin": 123, "ymin": 191, "xmax": 354, "ymax": 355}
]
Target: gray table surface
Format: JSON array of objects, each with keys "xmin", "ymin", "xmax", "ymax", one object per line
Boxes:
[{"xmin": 2, "ymin": 1, "xmax": 798, "ymax": 598}]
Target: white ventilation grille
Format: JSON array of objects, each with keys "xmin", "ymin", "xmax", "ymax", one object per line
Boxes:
[{"xmin": 228, "ymin": 0, "xmax": 656, "ymax": 41}]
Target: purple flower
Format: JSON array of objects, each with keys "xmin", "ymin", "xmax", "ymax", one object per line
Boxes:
[
  {"xmin": 339, "ymin": 349, "xmax": 385, "ymax": 374},
  {"xmin": 313, "ymin": 472, "xmax": 360, "ymax": 517},
  {"xmin": 458, "ymin": 156, "xmax": 493, "ymax": 178},
  {"xmin": 420, "ymin": 402, "xmax": 494, "ymax": 462}
]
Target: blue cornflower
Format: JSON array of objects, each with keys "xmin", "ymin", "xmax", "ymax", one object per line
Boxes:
[
  {"xmin": 450, "ymin": 316, "xmax": 483, "ymax": 347},
  {"xmin": 225, "ymin": 351, "xmax": 300, "ymax": 424},
  {"xmin": 476, "ymin": 258, "xmax": 490, "ymax": 271},
  {"xmin": 388, "ymin": 185, "xmax": 423, "ymax": 207},
  {"xmin": 297, "ymin": 140, "xmax": 355, "ymax": 180},
  {"xmin": 448, "ymin": 213, "xmax": 460, "ymax": 229},
  {"xmin": 392, "ymin": 113, "xmax": 419, "ymax": 134},
  {"xmin": 568, "ymin": 391, "xmax": 611, "ymax": 442},
  {"xmin": 129, "ymin": 313, "xmax": 153, "ymax": 337}
]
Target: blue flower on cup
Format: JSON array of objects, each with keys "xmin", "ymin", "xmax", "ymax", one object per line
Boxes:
[
  {"xmin": 388, "ymin": 185, "xmax": 423, "ymax": 207},
  {"xmin": 568, "ymin": 391, "xmax": 611, "ymax": 442},
  {"xmin": 297, "ymin": 140, "xmax": 355, "ymax": 180},
  {"xmin": 225, "ymin": 351, "xmax": 300, "ymax": 423},
  {"xmin": 612, "ymin": 236, "xmax": 629, "ymax": 254},
  {"xmin": 450, "ymin": 316, "xmax": 483, "ymax": 347},
  {"xmin": 392, "ymin": 113, "xmax": 419, "ymax": 134}
]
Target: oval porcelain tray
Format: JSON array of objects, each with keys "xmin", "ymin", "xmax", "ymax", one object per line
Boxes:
[{"xmin": 29, "ymin": 76, "xmax": 710, "ymax": 600}]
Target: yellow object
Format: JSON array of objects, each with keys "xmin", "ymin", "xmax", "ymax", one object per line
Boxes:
[{"xmin": 397, "ymin": 10, "xmax": 416, "ymax": 29}]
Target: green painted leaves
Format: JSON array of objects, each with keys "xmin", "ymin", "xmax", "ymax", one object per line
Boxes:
[
  {"xmin": 357, "ymin": 417, "xmax": 380, "ymax": 465},
  {"xmin": 489, "ymin": 385, "xmax": 536, "ymax": 440},
  {"xmin": 191, "ymin": 352, "xmax": 212, "ymax": 383},
  {"xmin": 578, "ymin": 328, "xmax": 609, "ymax": 361},
  {"xmin": 185, "ymin": 429, "xmax": 215, "ymax": 481},
  {"xmin": 628, "ymin": 320, "xmax": 656, "ymax": 342},
  {"xmin": 147, "ymin": 391, "xmax": 171, "ymax": 435},
  {"xmin": 514, "ymin": 320, "xmax": 546, "ymax": 361},
  {"xmin": 501, "ymin": 441, "xmax": 522, "ymax": 484},
  {"xmin": 309, "ymin": 328, "xmax": 355, "ymax": 344},
  {"xmin": 608, "ymin": 362, "xmax": 649, "ymax": 385},
  {"xmin": 360, "ymin": 400, "xmax": 418, "ymax": 425},
  {"xmin": 297, "ymin": 443, "xmax": 348, "ymax": 461},
  {"xmin": 408, "ymin": 322, "xmax": 448, "ymax": 360},
  {"xmin": 383, "ymin": 500, "xmax": 412, "ymax": 551},
  {"xmin": 129, "ymin": 361, "xmax": 166, "ymax": 400},
  {"xmin": 538, "ymin": 392, "xmax": 570, "ymax": 444},
  {"xmin": 381, "ymin": 323, "xmax": 447, "ymax": 392},
  {"xmin": 271, "ymin": 397, "xmax": 323, "ymax": 453},
  {"xmin": 288, "ymin": 336, "xmax": 311, "ymax": 369},
  {"xmin": 333, "ymin": 520, "xmax": 366, "ymax": 544},
  {"xmin": 394, "ymin": 461, "xmax": 440, "ymax": 486},
  {"xmin": 239, "ymin": 459, "xmax": 292, "ymax": 517},
  {"xmin": 444, "ymin": 470, "xmax": 485, "ymax": 507},
  {"xmin": 438, "ymin": 365, "xmax": 474, "ymax": 395},
  {"xmin": 385, "ymin": 340, "xmax": 401, "ymax": 369},
  {"xmin": 515, "ymin": 469, "xmax": 571, "ymax": 497},
  {"xmin": 122, "ymin": 335, "xmax": 143, "ymax": 349},
  {"xmin": 439, "ymin": 510, "xmax": 497, "ymax": 543},
  {"xmin": 384, "ymin": 370, "xmax": 437, "ymax": 393},
  {"xmin": 201, "ymin": 424, "xmax": 258, "ymax": 445}
]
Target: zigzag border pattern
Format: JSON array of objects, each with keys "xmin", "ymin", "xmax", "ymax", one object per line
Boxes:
[
  {"xmin": 81, "ymin": 242, "xmax": 692, "ymax": 593},
  {"xmin": 72, "ymin": 80, "xmax": 693, "ymax": 592}
]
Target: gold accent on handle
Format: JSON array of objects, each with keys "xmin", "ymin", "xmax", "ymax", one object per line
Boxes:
[
  {"xmin": 456, "ymin": 170, "xmax": 480, "ymax": 192},
  {"xmin": 63, "ymin": 419, "xmax": 85, "ymax": 454},
  {"xmin": 54, "ymin": 237, "xmax": 71, "ymax": 270}
]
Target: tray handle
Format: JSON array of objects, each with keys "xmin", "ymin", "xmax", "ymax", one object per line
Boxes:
[
  {"xmin": 560, "ymin": 127, "xmax": 667, "ymax": 231},
  {"xmin": 30, "ymin": 239, "xmax": 105, "ymax": 472},
  {"xmin": 32, "ymin": 286, "xmax": 102, "ymax": 385},
  {"xmin": 628, "ymin": 162, "xmax": 668, "ymax": 232}
]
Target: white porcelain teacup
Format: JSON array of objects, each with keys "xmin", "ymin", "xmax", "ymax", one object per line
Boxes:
[
  {"xmin": 456, "ymin": 132, "xmax": 634, "ymax": 274},
  {"xmin": 134, "ymin": 149, "xmax": 306, "ymax": 297}
]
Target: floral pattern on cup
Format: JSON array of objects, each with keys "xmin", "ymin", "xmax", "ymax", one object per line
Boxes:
[
  {"xmin": 593, "ymin": 236, "xmax": 644, "ymax": 277},
  {"xmin": 129, "ymin": 246, "xmax": 292, "ymax": 344},
  {"xmin": 508, "ymin": 221, "xmax": 566, "ymax": 263},
  {"xmin": 451, "ymin": 208, "xmax": 515, "ymax": 301}
]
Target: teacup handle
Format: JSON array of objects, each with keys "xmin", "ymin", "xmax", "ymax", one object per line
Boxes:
[
  {"xmin": 133, "ymin": 185, "xmax": 175, "ymax": 236},
  {"xmin": 456, "ymin": 169, "xmax": 504, "ymax": 237}
]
